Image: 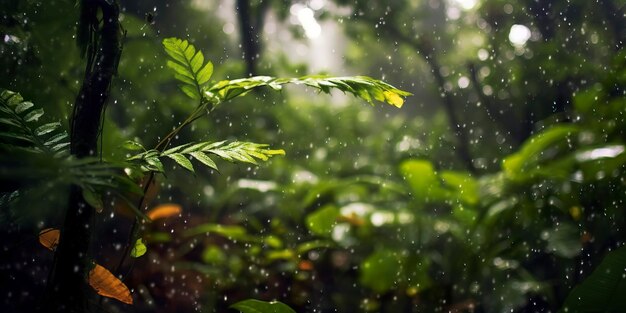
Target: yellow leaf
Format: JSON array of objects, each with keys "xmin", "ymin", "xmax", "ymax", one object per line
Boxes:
[
  {"xmin": 38, "ymin": 228, "xmax": 60, "ymax": 251},
  {"xmin": 89, "ymin": 264, "xmax": 133, "ymax": 304},
  {"xmin": 383, "ymin": 90, "xmax": 404, "ymax": 108},
  {"xmin": 147, "ymin": 203, "xmax": 182, "ymax": 221}
]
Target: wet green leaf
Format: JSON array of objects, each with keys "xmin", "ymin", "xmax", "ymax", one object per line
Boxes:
[{"xmin": 230, "ymin": 299, "xmax": 296, "ymax": 313}]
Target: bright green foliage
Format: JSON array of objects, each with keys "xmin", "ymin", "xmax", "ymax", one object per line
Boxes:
[
  {"xmin": 305, "ymin": 205, "xmax": 339, "ymax": 237},
  {"xmin": 503, "ymin": 125, "xmax": 579, "ymax": 182},
  {"xmin": 127, "ymin": 140, "xmax": 286, "ymax": 173},
  {"xmin": 162, "ymin": 37, "xmax": 411, "ymax": 108},
  {"xmin": 162, "ymin": 38, "xmax": 214, "ymax": 100},
  {"xmin": 184, "ymin": 223, "xmax": 251, "ymax": 240},
  {"xmin": 130, "ymin": 238, "xmax": 147, "ymax": 258},
  {"xmin": 360, "ymin": 249, "xmax": 403, "ymax": 293},
  {"xmin": 230, "ymin": 299, "xmax": 296, "ymax": 313},
  {"xmin": 207, "ymin": 75, "xmax": 411, "ymax": 107},
  {"xmin": 0, "ymin": 89, "xmax": 69, "ymax": 156},
  {"xmin": 560, "ymin": 246, "xmax": 626, "ymax": 312}
]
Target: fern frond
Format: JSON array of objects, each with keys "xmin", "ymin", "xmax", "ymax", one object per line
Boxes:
[
  {"xmin": 127, "ymin": 140, "xmax": 285, "ymax": 173},
  {"xmin": 0, "ymin": 89, "xmax": 69, "ymax": 156},
  {"xmin": 161, "ymin": 38, "xmax": 411, "ymax": 107},
  {"xmin": 162, "ymin": 38, "xmax": 214, "ymax": 100},
  {"xmin": 207, "ymin": 75, "xmax": 412, "ymax": 107}
]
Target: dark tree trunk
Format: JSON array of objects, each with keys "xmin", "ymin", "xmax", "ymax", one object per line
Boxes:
[
  {"xmin": 40, "ymin": 1, "xmax": 122, "ymax": 312},
  {"xmin": 236, "ymin": 0, "xmax": 269, "ymax": 77}
]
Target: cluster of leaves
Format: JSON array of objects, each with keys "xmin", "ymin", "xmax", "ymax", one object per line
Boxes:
[
  {"xmin": 163, "ymin": 38, "xmax": 411, "ymax": 108},
  {"xmin": 0, "ymin": 89, "xmax": 68, "ymax": 156},
  {"xmin": 126, "ymin": 140, "xmax": 285, "ymax": 173}
]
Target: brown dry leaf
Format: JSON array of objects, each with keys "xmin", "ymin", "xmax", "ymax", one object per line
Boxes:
[
  {"xmin": 39, "ymin": 228, "xmax": 60, "ymax": 251},
  {"xmin": 147, "ymin": 203, "xmax": 182, "ymax": 221},
  {"xmin": 89, "ymin": 264, "xmax": 133, "ymax": 304}
]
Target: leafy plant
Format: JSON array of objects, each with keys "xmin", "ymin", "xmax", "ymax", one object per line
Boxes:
[
  {"xmin": 559, "ymin": 246, "xmax": 626, "ymax": 312},
  {"xmin": 0, "ymin": 33, "xmax": 409, "ymax": 312},
  {"xmin": 0, "ymin": 89, "xmax": 69, "ymax": 156}
]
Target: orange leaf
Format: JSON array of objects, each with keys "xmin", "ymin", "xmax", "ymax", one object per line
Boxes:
[
  {"xmin": 147, "ymin": 203, "xmax": 182, "ymax": 221},
  {"xmin": 39, "ymin": 228, "xmax": 60, "ymax": 251},
  {"xmin": 298, "ymin": 260, "xmax": 314, "ymax": 271},
  {"xmin": 89, "ymin": 264, "xmax": 133, "ymax": 304}
]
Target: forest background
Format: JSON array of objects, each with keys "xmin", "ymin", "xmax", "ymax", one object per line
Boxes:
[{"xmin": 1, "ymin": 0, "xmax": 625, "ymax": 312}]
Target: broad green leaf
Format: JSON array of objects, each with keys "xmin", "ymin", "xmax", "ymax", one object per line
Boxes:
[
  {"xmin": 440, "ymin": 171, "xmax": 479, "ymax": 205},
  {"xmin": 305, "ymin": 205, "xmax": 339, "ymax": 237},
  {"xmin": 503, "ymin": 125, "xmax": 579, "ymax": 181},
  {"xmin": 264, "ymin": 235, "xmax": 283, "ymax": 249},
  {"xmin": 559, "ymin": 246, "xmax": 626, "ymax": 312},
  {"xmin": 201, "ymin": 245, "xmax": 226, "ymax": 264},
  {"xmin": 230, "ymin": 299, "xmax": 296, "ymax": 313},
  {"xmin": 167, "ymin": 153, "xmax": 194, "ymax": 172},
  {"xmin": 130, "ymin": 238, "xmax": 147, "ymax": 258},
  {"xmin": 360, "ymin": 249, "xmax": 404, "ymax": 293},
  {"xmin": 399, "ymin": 159, "xmax": 448, "ymax": 204}
]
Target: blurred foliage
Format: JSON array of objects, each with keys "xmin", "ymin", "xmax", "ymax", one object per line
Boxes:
[{"xmin": 1, "ymin": 0, "xmax": 625, "ymax": 313}]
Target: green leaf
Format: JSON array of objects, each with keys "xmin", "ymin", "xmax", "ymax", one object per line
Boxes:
[
  {"xmin": 122, "ymin": 140, "xmax": 145, "ymax": 151},
  {"xmin": 230, "ymin": 299, "xmax": 296, "ymax": 313},
  {"xmin": 180, "ymin": 84, "xmax": 201, "ymax": 100},
  {"xmin": 145, "ymin": 157, "xmax": 165, "ymax": 172},
  {"xmin": 167, "ymin": 153, "xmax": 194, "ymax": 172},
  {"xmin": 296, "ymin": 240, "xmax": 333, "ymax": 254},
  {"xmin": 23, "ymin": 108, "xmax": 44, "ymax": 122},
  {"xmin": 162, "ymin": 37, "xmax": 214, "ymax": 100},
  {"xmin": 201, "ymin": 245, "xmax": 226, "ymax": 264},
  {"xmin": 184, "ymin": 223, "xmax": 252, "ymax": 241},
  {"xmin": 81, "ymin": 187, "xmax": 103, "ymax": 211},
  {"xmin": 35, "ymin": 122, "xmax": 61, "ymax": 136},
  {"xmin": 399, "ymin": 159, "xmax": 448, "ymax": 204},
  {"xmin": 128, "ymin": 140, "xmax": 283, "ymax": 175},
  {"xmin": 208, "ymin": 75, "xmax": 411, "ymax": 107},
  {"xmin": 559, "ymin": 246, "xmax": 626, "ymax": 312},
  {"xmin": 131, "ymin": 238, "xmax": 147, "ymax": 258},
  {"xmin": 440, "ymin": 171, "xmax": 479, "ymax": 205},
  {"xmin": 14, "ymin": 101, "xmax": 34, "ymax": 114},
  {"xmin": 197, "ymin": 62, "xmax": 214, "ymax": 85},
  {"xmin": 503, "ymin": 125, "xmax": 579, "ymax": 181},
  {"xmin": 360, "ymin": 249, "xmax": 404, "ymax": 293},
  {"xmin": 45, "ymin": 133, "xmax": 69, "ymax": 146},
  {"xmin": 190, "ymin": 151, "xmax": 218, "ymax": 171},
  {"xmin": 305, "ymin": 205, "xmax": 339, "ymax": 237}
]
